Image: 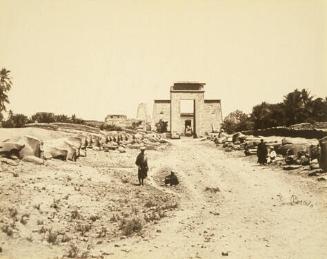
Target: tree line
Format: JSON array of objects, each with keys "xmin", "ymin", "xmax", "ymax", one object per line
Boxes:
[
  {"xmin": 1, "ymin": 111, "xmax": 84, "ymax": 128},
  {"xmin": 222, "ymin": 89, "xmax": 327, "ymax": 134}
]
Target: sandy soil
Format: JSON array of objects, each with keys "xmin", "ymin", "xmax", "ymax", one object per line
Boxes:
[{"xmin": 1, "ymin": 137, "xmax": 327, "ymax": 259}]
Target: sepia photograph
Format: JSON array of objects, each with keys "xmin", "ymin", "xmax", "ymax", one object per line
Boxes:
[{"xmin": 0, "ymin": 0, "xmax": 327, "ymax": 258}]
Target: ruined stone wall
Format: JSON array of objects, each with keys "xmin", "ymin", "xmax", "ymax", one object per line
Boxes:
[
  {"xmin": 201, "ymin": 101, "xmax": 223, "ymax": 134},
  {"xmin": 153, "ymin": 101, "xmax": 171, "ymax": 130},
  {"xmin": 136, "ymin": 103, "xmax": 150, "ymax": 121}
]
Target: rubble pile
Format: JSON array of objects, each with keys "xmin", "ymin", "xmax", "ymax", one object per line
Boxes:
[
  {"xmin": 0, "ymin": 129, "xmax": 169, "ymax": 165},
  {"xmin": 209, "ymin": 132, "xmax": 327, "ymax": 175}
]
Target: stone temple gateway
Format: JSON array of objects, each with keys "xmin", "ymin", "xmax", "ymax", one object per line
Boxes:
[{"xmin": 153, "ymin": 82, "xmax": 223, "ymax": 137}]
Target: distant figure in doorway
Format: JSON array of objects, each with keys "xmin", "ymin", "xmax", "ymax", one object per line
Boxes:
[
  {"xmin": 257, "ymin": 139, "xmax": 268, "ymax": 165},
  {"xmin": 135, "ymin": 147, "xmax": 148, "ymax": 185},
  {"xmin": 268, "ymin": 146, "xmax": 277, "ymax": 164}
]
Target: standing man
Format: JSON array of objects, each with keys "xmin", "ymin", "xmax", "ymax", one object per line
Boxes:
[
  {"xmin": 135, "ymin": 147, "xmax": 148, "ymax": 186},
  {"xmin": 257, "ymin": 139, "xmax": 268, "ymax": 165}
]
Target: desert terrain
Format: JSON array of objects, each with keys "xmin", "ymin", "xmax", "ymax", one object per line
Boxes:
[{"xmin": 1, "ymin": 129, "xmax": 327, "ymax": 259}]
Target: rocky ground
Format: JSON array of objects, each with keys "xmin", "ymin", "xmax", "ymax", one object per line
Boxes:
[{"xmin": 1, "ymin": 137, "xmax": 327, "ymax": 259}]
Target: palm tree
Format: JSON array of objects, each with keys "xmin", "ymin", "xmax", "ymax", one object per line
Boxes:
[{"xmin": 0, "ymin": 68, "xmax": 13, "ymax": 120}]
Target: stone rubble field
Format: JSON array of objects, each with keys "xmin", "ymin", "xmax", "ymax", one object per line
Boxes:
[{"xmin": 0, "ymin": 127, "xmax": 327, "ymax": 259}]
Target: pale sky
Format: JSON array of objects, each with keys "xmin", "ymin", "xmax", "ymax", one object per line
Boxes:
[{"xmin": 1, "ymin": 0, "xmax": 326, "ymax": 121}]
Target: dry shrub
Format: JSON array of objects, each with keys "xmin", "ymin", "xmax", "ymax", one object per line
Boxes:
[
  {"xmin": 89, "ymin": 214, "xmax": 100, "ymax": 222},
  {"xmin": 120, "ymin": 218, "xmax": 143, "ymax": 236},
  {"xmin": 50, "ymin": 199, "xmax": 60, "ymax": 211},
  {"xmin": 144, "ymin": 200, "xmax": 157, "ymax": 208},
  {"xmin": 97, "ymin": 226, "xmax": 107, "ymax": 238},
  {"xmin": 76, "ymin": 223, "xmax": 91, "ymax": 236},
  {"xmin": 1, "ymin": 224, "xmax": 14, "ymax": 236},
  {"xmin": 204, "ymin": 187, "xmax": 220, "ymax": 193},
  {"xmin": 38, "ymin": 226, "xmax": 47, "ymax": 234},
  {"xmin": 110, "ymin": 214, "xmax": 120, "ymax": 222},
  {"xmin": 61, "ymin": 233, "xmax": 71, "ymax": 243},
  {"xmin": 161, "ymin": 202, "xmax": 178, "ymax": 210},
  {"xmin": 8, "ymin": 207, "xmax": 18, "ymax": 219},
  {"xmin": 66, "ymin": 243, "xmax": 79, "ymax": 258},
  {"xmin": 46, "ymin": 229, "xmax": 58, "ymax": 245},
  {"xmin": 20, "ymin": 213, "xmax": 30, "ymax": 225},
  {"xmin": 121, "ymin": 176, "xmax": 129, "ymax": 184},
  {"xmin": 33, "ymin": 204, "xmax": 41, "ymax": 210},
  {"xmin": 71, "ymin": 209, "xmax": 81, "ymax": 220}
]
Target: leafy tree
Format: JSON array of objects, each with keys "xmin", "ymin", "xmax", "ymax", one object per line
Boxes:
[
  {"xmin": 283, "ymin": 89, "xmax": 313, "ymax": 125},
  {"xmin": 222, "ymin": 110, "xmax": 253, "ymax": 133},
  {"xmin": 307, "ymin": 97, "xmax": 327, "ymax": 122},
  {"xmin": 0, "ymin": 68, "xmax": 13, "ymax": 121},
  {"xmin": 54, "ymin": 114, "xmax": 71, "ymax": 123},
  {"xmin": 30, "ymin": 112, "xmax": 56, "ymax": 123},
  {"xmin": 155, "ymin": 119, "xmax": 168, "ymax": 133},
  {"xmin": 131, "ymin": 121, "xmax": 142, "ymax": 129},
  {"xmin": 2, "ymin": 111, "xmax": 28, "ymax": 128},
  {"xmin": 71, "ymin": 114, "xmax": 84, "ymax": 124},
  {"xmin": 251, "ymin": 102, "xmax": 286, "ymax": 129}
]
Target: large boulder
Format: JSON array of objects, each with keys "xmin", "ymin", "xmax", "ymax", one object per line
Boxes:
[
  {"xmin": 66, "ymin": 136, "xmax": 82, "ymax": 157},
  {"xmin": 43, "ymin": 146, "xmax": 68, "ymax": 161},
  {"xmin": 276, "ymin": 143, "xmax": 309, "ymax": 157},
  {"xmin": 86, "ymin": 135, "xmax": 92, "ymax": 148},
  {"xmin": 91, "ymin": 136, "xmax": 101, "ymax": 148},
  {"xmin": 14, "ymin": 136, "xmax": 42, "ymax": 159},
  {"xmin": 66, "ymin": 137, "xmax": 82, "ymax": 149},
  {"xmin": 282, "ymin": 138, "xmax": 293, "ymax": 145},
  {"xmin": 232, "ymin": 132, "xmax": 247, "ymax": 143},
  {"xmin": 309, "ymin": 145, "xmax": 320, "ymax": 161},
  {"xmin": 43, "ymin": 138, "xmax": 77, "ymax": 161},
  {"xmin": 0, "ymin": 157, "xmax": 19, "ymax": 166},
  {"xmin": 22, "ymin": 155, "xmax": 44, "ymax": 165},
  {"xmin": 118, "ymin": 146, "xmax": 126, "ymax": 153},
  {"xmin": 62, "ymin": 142, "xmax": 77, "ymax": 161},
  {"xmin": 0, "ymin": 141, "xmax": 25, "ymax": 158},
  {"xmin": 79, "ymin": 135, "xmax": 87, "ymax": 149}
]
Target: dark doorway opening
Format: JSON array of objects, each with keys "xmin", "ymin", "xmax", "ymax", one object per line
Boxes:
[{"xmin": 185, "ymin": 120, "xmax": 192, "ymax": 136}]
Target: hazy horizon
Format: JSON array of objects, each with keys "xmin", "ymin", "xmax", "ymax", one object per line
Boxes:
[{"xmin": 1, "ymin": 0, "xmax": 326, "ymax": 121}]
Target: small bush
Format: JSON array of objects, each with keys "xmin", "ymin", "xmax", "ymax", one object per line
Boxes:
[
  {"xmin": 71, "ymin": 209, "xmax": 81, "ymax": 220},
  {"xmin": 144, "ymin": 200, "xmax": 157, "ymax": 208},
  {"xmin": 20, "ymin": 213, "xmax": 30, "ymax": 225},
  {"xmin": 61, "ymin": 233, "xmax": 71, "ymax": 243},
  {"xmin": 8, "ymin": 207, "xmax": 18, "ymax": 219},
  {"xmin": 50, "ymin": 199, "xmax": 60, "ymax": 211},
  {"xmin": 120, "ymin": 218, "xmax": 143, "ymax": 236},
  {"xmin": 97, "ymin": 227, "xmax": 107, "ymax": 238},
  {"xmin": 46, "ymin": 229, "xmax": 58, "ymax": 245},
  {"xmin": 1, "ymin": 225, "xmax": 14, "ymax": 236},
  {"xmin": 204, "ymin": 187, "xmax": 220, "ymax": 193},
  {"xmin": 89, "ymin": 214, "xmax": 100, "ymax": 222},
  {"xmin": 76, "ymin": 223, "xmax": 91, "ymax": 236},
  {"xmin": 66, "ymin": 243, "xmax": 79, "ymax": 258}
]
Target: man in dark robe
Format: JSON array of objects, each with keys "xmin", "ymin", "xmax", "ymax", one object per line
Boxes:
[
  {"xmin": 257, "ymin": 139, "xmax": 268, "ymax": 165},
  {"xmin": 135, "ymin": 147, "xmax": 148, "ymax": 186}
]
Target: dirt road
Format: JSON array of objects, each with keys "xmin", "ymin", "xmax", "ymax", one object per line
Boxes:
[{"xmin": 108, "ymin": 138, "xmax": 327, "ymax": 259}]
